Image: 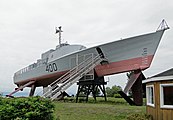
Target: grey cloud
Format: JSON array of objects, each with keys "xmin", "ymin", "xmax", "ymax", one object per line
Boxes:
[{"xmin": 0, "ymin": 0, "xmax": 173, "ymax": 93}]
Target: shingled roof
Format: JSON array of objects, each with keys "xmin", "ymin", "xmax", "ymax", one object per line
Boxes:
[
  {"xmin": 152, "ymin": 68, "xmax": 173, "ymax": 77},
  {"xmin": 143, "ymin": 68, "xmax": 173, "ymax": 84}
]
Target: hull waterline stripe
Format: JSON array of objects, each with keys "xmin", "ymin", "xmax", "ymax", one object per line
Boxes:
[{"xmin": 15, "ymin": 55, "xmax": 154, "ymax": 86}]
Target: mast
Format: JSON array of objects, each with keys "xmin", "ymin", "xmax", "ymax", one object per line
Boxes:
[
  {"xmin": 55, "ymin": 26, "xmax": 63, "ymax": 46},
  {"xmin": 156, "ymin": 19, "xmax": 169, "ymax": 31}
]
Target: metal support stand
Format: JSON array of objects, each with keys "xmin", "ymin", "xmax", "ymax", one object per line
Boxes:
[
  {"xmin": 7, "ymin": 81, "xmax": 35, "ymax": 97},
  {"xmin": 119, "ymin": 70, "xmax": 145, "ymax": 106},
  {"xmin": 29, "ymin": 84, "xmax": 36, "ymax": 96},
  {"xmin": 76, "ymin": 76, "xmax": 107, "ymax": 103},
  {"xmin": 131, "ymin": 73, "xmax": 143, "ymax": 106}
]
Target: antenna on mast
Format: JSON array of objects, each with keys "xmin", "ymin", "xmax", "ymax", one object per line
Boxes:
[
  {"xmin": 55, "ymin": 26, "xmax": 63, "ymax": 46},
  {"xmin": 156, "ymin": 19, "xmax": 169, "ymax": 31}
]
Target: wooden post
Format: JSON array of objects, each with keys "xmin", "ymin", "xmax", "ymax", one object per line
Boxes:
[{"xmin": 131, "ymin": 73, "xmax": 143, "ymax": 106}]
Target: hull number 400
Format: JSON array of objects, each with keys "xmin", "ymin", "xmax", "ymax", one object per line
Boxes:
[{"xmin": 46, "ymin": 63, "xmax": 58, "ymax": 72}]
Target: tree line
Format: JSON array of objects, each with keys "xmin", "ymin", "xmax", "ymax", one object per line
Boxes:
[{"xmin": 106, "ymin": 85, "xmax": 122, "ymax": 98}]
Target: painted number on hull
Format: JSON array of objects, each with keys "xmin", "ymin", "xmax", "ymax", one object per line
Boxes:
[{"xmin": 46, "ymin": 63, "xmax": 58, "ymax": 72}]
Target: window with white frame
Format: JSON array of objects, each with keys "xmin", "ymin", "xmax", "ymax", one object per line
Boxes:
[
  {"xmin": 146, "ymin": 85, "xmax": 155, "ymax": 107},
  {"xmin": 160, "ymin": 83, "xmax": 173, "ymax": 109}
]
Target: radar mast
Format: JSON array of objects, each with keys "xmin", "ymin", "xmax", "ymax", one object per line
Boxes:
[{"xmin": 55, "ymin": 26, "xmax": 63, "ymax": 46}]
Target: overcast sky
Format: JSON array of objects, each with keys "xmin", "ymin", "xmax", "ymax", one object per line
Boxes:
[{"xmin": 0, "ymin": 0, "xmax": 173, "ymax": 95}]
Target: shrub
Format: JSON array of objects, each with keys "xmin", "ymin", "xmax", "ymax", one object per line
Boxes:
[
  {"xmin": 0, "ymin": 96, "xmax": 55, "ymax": 120},
  {"xmin": 114, "ymin": 93, "xmax": 122, "ymax": 98},
  {"xmin": 106, "ymin": 85, "xmax": 122, "ymax": 97},
  {"xmin": 126, "ymin": 113, "xmax": 153, "ymax": 120}
]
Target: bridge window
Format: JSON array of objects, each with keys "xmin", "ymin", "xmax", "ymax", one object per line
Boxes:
[{"xmin": 146, "ymin": 85, "xmax": 155, "ymax": 107}]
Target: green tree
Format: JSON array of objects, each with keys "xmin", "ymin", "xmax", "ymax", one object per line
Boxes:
[
  {"xmin": 106, "ymin": 87, "xmax": 112, "ymax": 97},
  {"xmin": 0, "ymin": 92, "xmax": 2, "ymax": 97},
  {"xmin": 106, "ymin": 85, "xmax": 122, "ymax": 97}
]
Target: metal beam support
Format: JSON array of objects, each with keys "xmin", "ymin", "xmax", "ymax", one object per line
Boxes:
[
  {"xmin": 99, "ymin": 84, "xmax": 107, "ymax": 101},
  {"xmin": 120, "ymin": 70, "xmax": 145, "ymax": 106},
  {"xmin": 131, "ymin": 74, "xmax": 143, "ymax": 106},
  {"xmin": 29, "ymin": 84, "xmax": 36, "ymax": 96},
  {"xmin": 7, "ymin": 81, "xmax": 35, "ymax": 97},
  {"xmin": 76, "ymin": 77, "xmax": 107, "ymax": 103}
]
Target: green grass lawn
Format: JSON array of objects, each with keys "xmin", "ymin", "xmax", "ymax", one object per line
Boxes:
[{"xmin": 53, "ymin": 98, "xmax": 146, "ymax": 120}]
